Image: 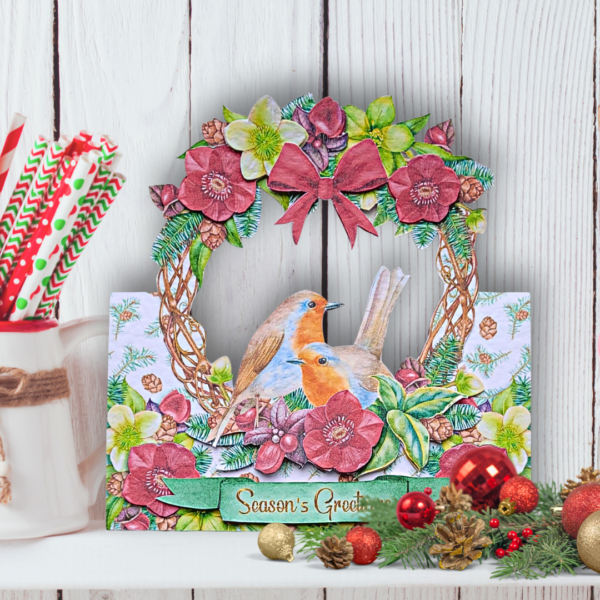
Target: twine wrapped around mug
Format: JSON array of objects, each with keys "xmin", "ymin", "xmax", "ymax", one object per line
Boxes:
[{"xmin": 0, "ymin": 366, "xmax": 71, "ymax": 504}]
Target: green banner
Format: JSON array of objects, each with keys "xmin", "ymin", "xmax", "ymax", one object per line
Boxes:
[{"xmin": 161, "ymin": 476, "xmax": 448, "ymax": 524}]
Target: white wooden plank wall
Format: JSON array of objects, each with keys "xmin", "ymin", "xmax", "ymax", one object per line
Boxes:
[{"xmin": 0, "ymin": 0, "xmax": 598, "ymax": 597}]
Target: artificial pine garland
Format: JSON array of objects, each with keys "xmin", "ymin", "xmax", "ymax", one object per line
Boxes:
[{"xmin": 296, "ymin": 482, "xmax": 584, "ymax": 579}]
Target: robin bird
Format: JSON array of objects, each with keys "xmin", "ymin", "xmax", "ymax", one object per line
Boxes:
[
  {"xmin": 209, "ymin": 291, "xmax": 341, "ymax": 443},
  {"xmin": 288, "ymin": 266, "xmax": 409, "ymax": 408}
]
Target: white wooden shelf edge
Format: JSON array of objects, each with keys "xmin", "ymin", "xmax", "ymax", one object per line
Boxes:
[{"xmin": 0, "ymin": 521, "xmax": 596, "ymax": 590}]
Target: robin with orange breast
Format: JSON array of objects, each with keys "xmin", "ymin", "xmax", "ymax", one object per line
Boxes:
[
  {"xmin": 209, "ymin": 291, "xmax": 341, "ymax": 443},
  {"xmin": 289, "ymin": 266, "xmax": 409, "ymax": 408}
]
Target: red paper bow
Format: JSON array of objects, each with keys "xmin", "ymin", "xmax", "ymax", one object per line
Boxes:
[{"xmin": 270, "ymin": 140, "xmax": 387, "ymax": 247}]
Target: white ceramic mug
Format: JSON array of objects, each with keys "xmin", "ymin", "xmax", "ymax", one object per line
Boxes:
[{"xmin": 0, "ymin": 316, "xmax": 108, "ymax": 539}]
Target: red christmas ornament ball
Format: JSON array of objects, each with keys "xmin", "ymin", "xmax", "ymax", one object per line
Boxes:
[
  {"xmin": 499, "ymin": 476, "xmax": 539, "ymax": 513},
  {"xmin": 396, "ymin": 491, "xmax": 437, "ymax": 530},
  {"xmin": 345, "ymin": 526, "xmax": 382, "ymax": 565},
  {"xmin": 495, "ymin": 548, "xmax": 506, "ymax": 559},
  {"xmin": 449, "ymin": 446, "xmax": 517, "ymax": 511},
  {"xmin": 562, "ymin": 482, "xmax": 600, "ymax": 538}
]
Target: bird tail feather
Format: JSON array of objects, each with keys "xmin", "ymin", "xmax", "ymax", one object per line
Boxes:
[{"xmin": 354, "ymin": 266, "xmax": 409, "ymax": 359}]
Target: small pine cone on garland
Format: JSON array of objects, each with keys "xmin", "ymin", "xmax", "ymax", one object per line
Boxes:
[
  {"xmin": 142, "ymin": 374, "xmax": 162, "ymax": 394},
  {"xmin": 156, "ymin": 516, "xmax": 179, "ymax": 531},
  {"xmin": 479, "ymin": 316, "xmax": 497, "ymax": 340},
  {"xmin": 478, "ymin": 353, "xmax": 492, "ymax": 365},
  {"xmin": 458, "ymin": 176, "xmax": 484, "ymax": 203},
  {"xmin": 316, "ymin": 535, "xmax": 354, "ymax": 569},
  {"xmin": 460, "ymin": 427, "xmax": 484, "ymax": 444},
  {"xmin": 438, "ymin": 483, "xmax": 472, "ymax": 512},
  {"xmin": 121, "ymin": 310, "xmax": 133, "ymax": 321},
  {"xmin": 338, "ymin": 473, "xmax": 357, "ymax": 483},
  {"xmin": 153, "ymin": 415, "xmax": 178, "ymax": 443},
  {"xmin": 421, "ymin": 415, "xmax": 453, "ymax": 443},
  {"xmin": 516, "ymin": 309, "xmax": 529, "ymax": 321},
  {"xmin": 202, "ymin": 119, "xmax": 226, "ymax": 146},
  {"xmin": 107, "ymin": 472, "xmax": 126, "ymax": 498},
  {"xmin": 456, "ymin": 316, "xmax": 473, "ymax": 340},
  {"xmin": 200, "ymin": 218, "xmax": 228, "ymax": 250},
  {"xmin": 561, "ymin": 466, "xmax": 600, "ymax": 500},
  {"xmin": 240, "ymin": 473, "xmax": 260, "ymax": 483},
  {"xmin": 429, "ymin": 512, "xmax": 492, "ymax": 571}
]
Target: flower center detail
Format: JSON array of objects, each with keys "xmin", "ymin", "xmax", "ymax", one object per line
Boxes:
[
  {"xmin": 251, "ymin": 125, "xmax": 282, "ymax": 161},
  {"xmin": 201, "ymin": 170, "xmax": 232, "ymax": 202},
  {"xmin": 323, "ymin": 416, "xmax": 354, "ymax": 446},
  {"xmin": 410, "ymin": 179, "xmax": 440, "ymax": 205},
  {"xmin": 369, "ymin": 128, "xmax": 385, "ymax": 147},
  {"xmin": 146, "ymin": 467, "xmax": 173, "ymax": 496},
  {"xmin": 116, "ymin": 425, "xmax": 143, "ymax": 451},
  {"xmin": 495, "ymin": 425, "xmax": 523, "ymax": 454}
]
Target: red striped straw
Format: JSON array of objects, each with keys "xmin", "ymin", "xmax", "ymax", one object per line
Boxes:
[{"xmin": 0, "ymin": 114, "xmax": 27, "ymax": 194}]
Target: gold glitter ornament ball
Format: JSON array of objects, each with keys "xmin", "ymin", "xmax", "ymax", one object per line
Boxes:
[
  {"xmin": 258, "ymin": 523, "xmax": 295, "ymax": 562},
  {"xmin": 577, "ymin": 511, "xmax": 600, "ymax": 573}
]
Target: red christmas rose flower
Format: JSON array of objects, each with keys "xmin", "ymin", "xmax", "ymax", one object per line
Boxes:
[
  {"xmin": 160, "ymin": 390, "xmax": 191, "ymax": 423},
  {"xmin": 388, "ymin": 154, "xmax": 461, "ymax": 224},
  {"xmin": 123, "ymin": 443, "xmax": 200, "ymax": 517},
  {"xmin": 178, "ymin": 145, "xmax": 256, "ymax": 222},
  {"xmin": 115, "ymin": 506, "xmax": 150, "ymax": 530},
  {"xmin": 303, "ymin": 391, "xmax": 384, "ymax": 473}
]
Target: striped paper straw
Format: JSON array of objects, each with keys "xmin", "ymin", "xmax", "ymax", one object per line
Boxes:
[
  {"xmin": 6, "ymin": 156, "xmax": 98, "ymax": 320},
  {"xmin": 79, "ymin": 130, "xmax": 93, "ymax": 141},
  {"xmin": 0, "ymin": 136, "xmax": 48, "ymax": 249},
  {"xmin": 0, "ymin": 114, "xmax": 27, "ymax": 194},
  {"xmin": 36, "ymin": 172, "xmax": 126, "ymax": 318},
  {"xmin": 100, "ymin": 135, "xmax": 118, "ymax": 164},
  {"xmin": 69, "ymin": 157, "xmax": 108, "ymax": 241}
]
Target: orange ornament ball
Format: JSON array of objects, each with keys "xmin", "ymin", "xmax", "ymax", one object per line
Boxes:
[
  {"xmin": 499, "ymin": 476, "xmax": 539, "ymax": 513},
  {"xmin": 345, "ymin": 526, "xmax": 382, "ymax": 565},
  {"xmin": 562, "ymin": 482, "xmax": 600, "ymax": 538}
]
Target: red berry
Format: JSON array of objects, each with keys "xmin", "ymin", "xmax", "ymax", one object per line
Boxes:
[
  {"xmin": 495, "ymin": 548, "xmax": 506, "ymax": 559},
  {"xmin": 424, "ymin": 487, "xmax": 432, "ymax": 496},
  {"xmin": 489, "ymin": 518, "xmax": 500, "ymax": 528},
  {"xmin": 522, "ymin": 528, "xmax": 533, "ymax": 538},
  {"xmin": 505, "ymin": 547, "xmax": 514, "ymax": 554},
  {"xmin": 508, "ymin": 541, "xmax": 520, "ymax": 551},
  {"xmin": 507, "ymin": 530, "xmax": 518, "ymax": 540}
]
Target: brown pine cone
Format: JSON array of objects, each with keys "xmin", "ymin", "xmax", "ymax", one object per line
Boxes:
[
  {"xmin": 460, "ymin": 426, "xmax": 484, "ymax": 444},
  {"xmin": 153, "ymin": 414, "xmax": 177, "ymax": 442},
  {"xmin": 121, "ymin": 310, "xmax": 133, "ymax": 321},
  {"xmin": 561, "ymin": 466, "xmax": 600, "ymax": 500},
  {"xmin": 202, "ymin": 119, "xmax": 226, "ymax": 146},
  {"xmin": 458, "ymin": 176, "xmax": 484, "ymax": 203},
  {"xmin": 456, "ymin": 316, "xmax": 473, "ymax": 340},
  {"xmin": 156, "ymin": 516, "xmax": 178, "ymax": 531},
  {"xmin": 316, "ymin": 535, "xmax": 354, "ymax": 569},
  {"xmin": 200, "ymin": 218, "xmax": 227, "ymax": 250},
  {"xmin": 240, "ymin": 473, "xmax": 260, "ymax": 483},
  {"xmin": 141, "ymin": 374, "xmax": 162, "ymax": 394},
  {"xmin": 107, "ymin": 472, "xmax": 126, "ymax": 497},
  {"xmin": 516, "ymin": 310, "xmax": 529, "ymax": 321},
  {"xmin": 338, "ymin": 473, "xmax": 357, "ymax": 483},
  {"xmin": 429, "ymin": 512, "xmax": 492, "ymax": 570},
  {"xmin": 479, "ymin": 316, "xmax": 497, "ymax": 340},
  {"xmin": 421, "ymin": 415, "xmax": 453, "ymax": 443},
  {"xmin": 479, "ymin": 353, "xmax": 492, "ymax": 365},
  {"xmin": 438, "ymin": 483, "xmax": 472, "ymax": 512}
]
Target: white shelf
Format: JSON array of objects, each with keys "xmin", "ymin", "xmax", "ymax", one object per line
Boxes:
[{"xmin": 0, "ymin": 521, "xmax": 597, "ymax": 590}]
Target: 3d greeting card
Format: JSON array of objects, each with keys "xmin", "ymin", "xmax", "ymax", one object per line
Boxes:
[{"xmin": 106, "ymin": 95, "xmax": 530, "ymax": 531}]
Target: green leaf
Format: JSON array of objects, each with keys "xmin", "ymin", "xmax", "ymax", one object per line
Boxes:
[
  {"xmin": 361, "ymin": 426, "xmax": 401, "ymax": 475},
  {"xmin": 424, "ymin": 334, "xmax": 463, "ymax": 386},
  {"xmin": 106, "ymin": 496, "xmax": 125, "ymax": 529},
  {"xmin": 234, "ymin": 186, "xmax": 261, "ymax": 238},
  {"xmin": 185, "ymin": 414, "xmax": 243, "ymax": 446},
  {"xmin": 189, "ymin": 237, "xmax": 212, "ymax": 288},
  {"xmin": 343, "ymin": 105, "xmax": 370, "ymax": 137},
  {"xmin": 445, "ymin": 159, "xmax": 494, "ymax": 191},
  {"xmin": 151, "ymin": 212, "xmax": 203, "ymax": 266},
  {"xmin": 224, "ymin": 218, "xmax": 243, "ymax": 248},
  {"xmin": 379, "ymin": 148, "xmax": 396, "ymax": 176},
  {"xmin": 258, "ymin": 177, "xmax": 290, "ymax": 210},
  {"xmin": 199, "ymin": 510, "xmax": 237, "ymax": 531},
  {"xmin": 395, "ymin": 222, "xmax": 414, "ymax": 236},
  {"xmin": 122, "ymin": 379, "xmax": 146, "ymax": 413},
  {"xmin": 401, "ymin": 114, "xmax": 430, "ymax": 135},
  {"xmin": 373, "ymin": 374, "xmax": 404, "ymax": 412},
  {"xmin": 454, "ymin": 369, "xmax": 484, "ymax": 396},
  {"xmin": 281, "ymin": 93, "xmax": 316, "ymax": 120},
  {"xmin": 366, "ymin": 96, "xmax": 395, "ymax": 128},
  {"xmin": 372, "ymin": 186, "xmax": 401, "ymax": 227},
  {"xmin": 175, "ymin": 509, "xmax": 202, "ymax": 531},
  {"xmin": 492, "ymin": 382, "xmax": 516, "ymax": 414},
  {"xmin": 403, "ymin": 387, "xmax": 463, "ymax": 420},
  {"xmin": 393, "ymin": 152, "xmax": 407, "ymax": 170},
  {"xmin": 223, "ymin": 106, "xmax": 246, "ymax": 123},
  {"xmin": 387, "ymin": 410, "xmax": 429, "ymax": 470},
  {"xmin": 178, "ymin": 139, "xmax": 209, "ymax": 159},
  {"xmin": 444, "ymin": 403, "xmax": 482, "ymax": 431},
  {"xmin": 411, "ymin": 221, "xmax": 439, "ymax": 249},
  {"xmin": 219, "ymin": 444, "xmax": 257, "ymax": 471},
  {"xmin": 439, "ymin": 206, "xmax": 472, "ymax": 262},
  {"xmin": 412, "ymin": 142, "xmax": 469, "ymax": 161},
  {"xmin": 382, "ymin": 124, "xmax": 414, "ymax": 153},
  {"xmin": 173, "ymin": 432, "xmax": 195, "ymax": 449}
]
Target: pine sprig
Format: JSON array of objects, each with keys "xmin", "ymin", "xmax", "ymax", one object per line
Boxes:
[
  {"xmin": 424, "ymin": 334, "xmax": 463, "ymax": 386},
  {"xmin": 439, "ymin": 206, "xmax": 472, "ymax": 262},
  {"xmin": 152, "ymin": 212, "xmax": 203, "ymax": 266},
  {"xmin": 112, "ymin": 345, "xmax": 157, "ymax": 378}
]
